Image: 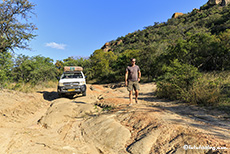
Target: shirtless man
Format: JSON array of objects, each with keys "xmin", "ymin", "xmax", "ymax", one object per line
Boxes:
[{"xmin": 125, "ymin": 58, "xmax": 141, "ymax": 105}]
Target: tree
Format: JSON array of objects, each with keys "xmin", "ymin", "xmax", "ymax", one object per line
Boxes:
[
  {"xmin": 0, "ymin": 52, "xmax": 13, "ymax": 87},
  {"xmin": 63, "ymin": 57, "xmax": 76, "ymax": 66},
  {"xmin": 13, "ymin": 54, "xmax": 30, "ymax": 82},
  {"xmin": 55, "ymin": 60, "xmax": 64, "ymax": 77},
  {"xmin": 0, "ymin": 0, "xmax": 37, "ymax": 53},
  {"xmin": 114, "ymin": 49, "xmax": 141, "ymax": 79},
  {"xmin": 162, "ymin": 32, "xmax": 222, "ymax": 71},
  {"xmin": 57, "ymin": 56, "xmax": 91, "ymax": 78},
  {"xmin": 218, "ymin": 29, "xmax": 230, "ymax": 70},
  {"xmin": 13, "ymin": 55, "xmax": 57, "ymax": 84},
  {"xmin": 89, "ymin": 49, "xmax": 117, "ymax": 81}
]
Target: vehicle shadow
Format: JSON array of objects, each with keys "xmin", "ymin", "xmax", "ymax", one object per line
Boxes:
[
  {"xmin": 37, "ymin": 91, "xmax": 59, "ymax": 101},
  {"xmin": 37, "ymin": 91, "xmax": 86, "ymax": 101}
]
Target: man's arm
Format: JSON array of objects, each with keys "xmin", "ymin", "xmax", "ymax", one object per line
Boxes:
[
  {"xmin": 138, "ymin": 70, "xmax": 141, "ymax": 82},
  {"xmin": 125, "ymin": 71, "xmax": 128, "ymax": 86}
]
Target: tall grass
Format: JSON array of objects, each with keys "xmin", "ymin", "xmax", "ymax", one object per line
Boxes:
[
  {"xmin": 185, "ymin": 72, "xmax": 226, "ymax": 106},
  {"xmin": 188, "ymin": 72, "xmax": 230, "ymax": 114},
  {"xmin": 157, "ymin": 69, "xmax": 230, "ymax": 111},
  {"xmin": 7, "ymin": 80, "xmax": 58, "ymax": 93}
]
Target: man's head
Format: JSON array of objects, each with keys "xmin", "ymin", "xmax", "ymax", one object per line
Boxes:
[{"xmin": 130, "ymin": 58, "xmax": 136, "ymax": 65}]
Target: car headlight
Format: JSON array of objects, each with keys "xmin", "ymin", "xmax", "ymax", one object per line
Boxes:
[
  {"xmin": 80, "ymin": 81, "xmax": 86, "ymax": 84},
  {"xmin": 59, "ymin": 82, "xmax": 64, "ymax": 86}
]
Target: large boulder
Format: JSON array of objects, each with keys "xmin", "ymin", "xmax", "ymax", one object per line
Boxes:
[
  {"xmin": 208, "ymin": 0, "xmax": 230, "ymax": 6},
  {"xmin": 101, "ymin": 42, "xmax": 111, "ymax": 52},
  {"xmin": 172, "ymin": 12, "xmax": 184, "ymax": 18}
]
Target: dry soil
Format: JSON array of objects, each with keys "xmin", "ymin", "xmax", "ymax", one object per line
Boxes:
[{"xmin": 0, "ymin": 83, "xmax": 229, "ymax": 154}]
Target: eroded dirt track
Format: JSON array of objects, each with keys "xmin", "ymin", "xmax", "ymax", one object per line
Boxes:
[{"xmin": 0, "ymin": 83, "xmax": 229, "ymax": 154}]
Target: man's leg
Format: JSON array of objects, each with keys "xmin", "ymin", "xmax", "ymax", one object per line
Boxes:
[
  {"xmin": 135, "ymin": 90, "xmax": 139, "ymax": 103},
  {"xmin": 127, "ymin": 81, "xmax": 133, "ymax": 105},
  {"xmin": 133, "ymin": 81, "xmax": 140, "ymax": 103},
  {"xmin": 129, "ymin": 90, "xmax": 133, "ymax": 104}
]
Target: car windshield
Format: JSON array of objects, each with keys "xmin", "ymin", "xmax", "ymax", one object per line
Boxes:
[{"xmin": 61, "ymin": 72, "xmax": 83, "ymax": 79}]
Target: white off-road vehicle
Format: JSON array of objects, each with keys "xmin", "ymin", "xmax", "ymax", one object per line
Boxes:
[{"xmin": 57, "ymin": 66, "xmax": 86, "ymax": 97}]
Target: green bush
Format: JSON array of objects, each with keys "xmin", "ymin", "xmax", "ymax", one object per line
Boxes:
[
  {"xmin": 0, "ymin": 52, "xmax": 13, "ymax": 88},
  {"xmin": 186, "ymin": 72, "xmax": 230, "ymax": 106},
  {"xmin": 186, "ymin": 76, "xmax": 222, "ymax": 106},
  {"xmin": 157, "ymin": 66, "xmax": 230, "ymax": 107},
  {"xmin": 13, "ymin": 55, "xmax": 58, "ymax": 85},
  {"xmin": 156, "ymin": 59, "xmax": 201, "ymax": 101}
]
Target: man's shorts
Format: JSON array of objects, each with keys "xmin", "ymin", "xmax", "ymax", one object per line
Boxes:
[{"xmin": 127, "ymin": 81, "xmax": 140, "ymax": 91}]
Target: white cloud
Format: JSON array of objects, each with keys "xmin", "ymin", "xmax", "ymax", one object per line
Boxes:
[{"xmin": 45, "ymin": 42, "xmax": 67, "ymax": 50}]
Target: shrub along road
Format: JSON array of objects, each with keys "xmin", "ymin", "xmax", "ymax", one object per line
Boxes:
[{"xmin": 0, "ymin": 83, "xmax": 229, "ymax": 153}]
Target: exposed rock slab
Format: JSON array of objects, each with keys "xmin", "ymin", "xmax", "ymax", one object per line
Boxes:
[
  {"xmin": 81, "ymin": 114, "xmax": 131, "ymax": 154},
  {"xmin": 38, "ymin": 98, "xmax": 97, "ymax": 128}
]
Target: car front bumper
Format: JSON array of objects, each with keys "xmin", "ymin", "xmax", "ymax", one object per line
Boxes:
[{"xmin": 57, "ymin": 84, "xmax": 86, "ymax": 95}]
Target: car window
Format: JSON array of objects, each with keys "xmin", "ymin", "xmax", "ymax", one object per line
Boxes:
[{"xmin": 61, "ymin": 72, "xmax": 83, "ymax": 79}]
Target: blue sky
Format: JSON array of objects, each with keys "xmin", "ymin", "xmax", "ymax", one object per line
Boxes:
[{"xmin": 15, "ymin": 0, "xmax": 208, "ymax": 62}]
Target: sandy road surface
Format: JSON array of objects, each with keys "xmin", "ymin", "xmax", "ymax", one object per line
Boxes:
[{"xmin": 0, "ymin": 83, "xmax": 229, "ymax": 154}]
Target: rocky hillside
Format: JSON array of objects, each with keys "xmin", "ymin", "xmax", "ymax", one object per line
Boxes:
[
  {"xmin": 100, "ymin": 1, "xmax": 230, "ymax": 53},
  {"xmin": 208, "ymin": 0, "xmax": 230, "ymax": 6}
]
